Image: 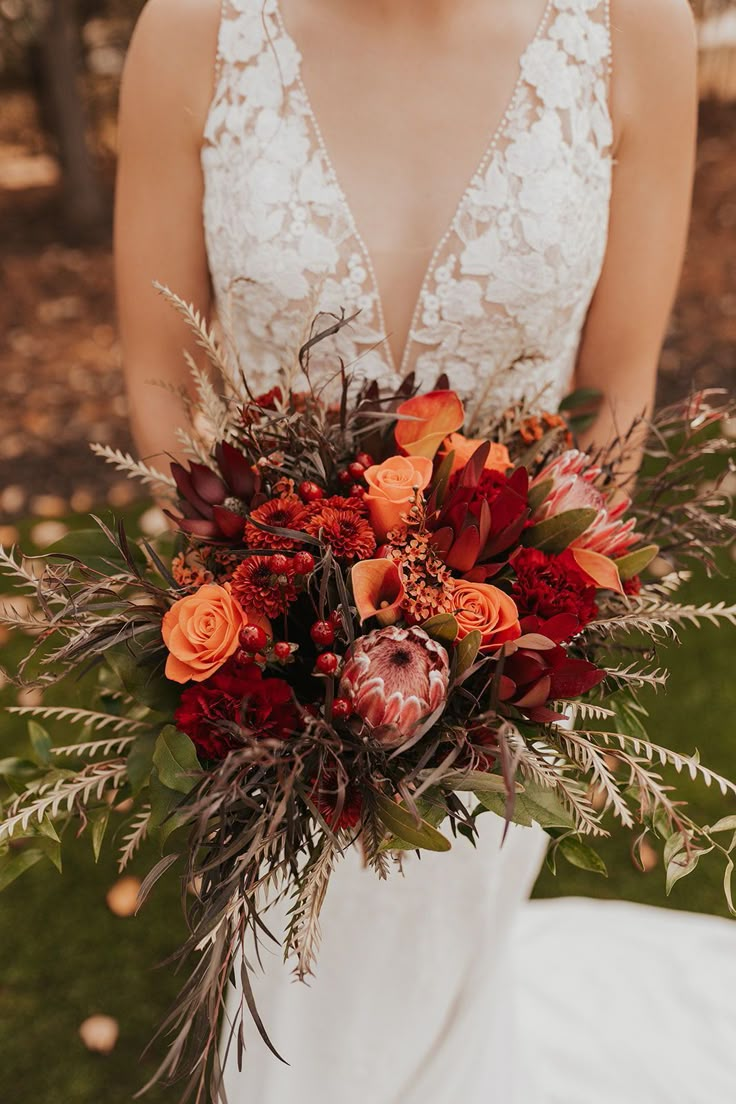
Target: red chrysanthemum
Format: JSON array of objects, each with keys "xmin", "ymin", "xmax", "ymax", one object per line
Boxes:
[
  {"xmin": 230, "ymin": 555, "xmax": 297, "ymax": 618},
  {"xmin": 174, "ymin": 661, "xmax": 299, "ymax": 760},
  {"xmin": 311, "ymin": 770, "xmax": 363, "ymax": 830},
  {"xmin": 305, "ymin": 505, "xmax": 376, "ymax": 561},
  {"xmin": 511, "ymin": 547, "xmax": 598, "ymax": 629},
  {"xmin": 318, "ymin": 493, "xmax": 369, "ymax": 516},
  {"xmin": 244, "ymin": 494, "xmax": 308, "ymax": 550}
]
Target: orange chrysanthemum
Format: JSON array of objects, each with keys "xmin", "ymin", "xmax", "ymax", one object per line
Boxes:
[
  {"xmin": 230, "ymin": 556, "xmax": 296, "ymax": 619},
  {"xmin": 305, "ymin": 505, "xmax": 376, "ymax": 561},
  {"xmin": 171, "ymin": 551, "xmax": 214, "ymax": 591},
  {"xmin": 518, "ymin": 412, "xmax": 573, "ymax": 448},
  {"xmin": 210, "ymin": 548, "xmax": 241, "ymax": 584},
  {"xmin": 244, "ymin": 494, "xmax": 308, "ymax": 550}
]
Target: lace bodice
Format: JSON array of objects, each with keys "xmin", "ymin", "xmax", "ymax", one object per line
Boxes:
[{"xmin": 202, "ymin": 0, "xmax": 613, "ymax": 427}]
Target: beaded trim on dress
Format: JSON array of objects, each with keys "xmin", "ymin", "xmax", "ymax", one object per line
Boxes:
[{"xmin": 201, "ymin": 0, "xmax": 613, "ymax": 428}]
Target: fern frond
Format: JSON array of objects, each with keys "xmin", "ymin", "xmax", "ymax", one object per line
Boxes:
[
  {"xmin": 183, "ymin": 352, "xmax": 230, "ymax": 438},
  {"xmin": 284, "ymin": 835, "xmax": 340, "ymax": 981},
  {"xmin": 152, "ymin": 283, "xmax": 232, "ymax": 383},
  {"xmin": 119, "ymin": 805, "xmax": 152, "ymax": 871},
  {"xmin": 7, "ymin": 705, "xmax": 147, "ymax": 736},
  {"xmin": 550, "ymin": 726, "xmax": 635, "ymax": 828},
  {"xmin": 603, "ymin": 664, "xmax": 669, "ymax": 691},
  {"xmin": 505, "ymin": 728, "xmax": 605, "ymax": 836},
  {"xmin": 0, "ymin": 760, "xmax": 128, "ymax": 840},
  {"xmin": 596, "ymin": 730, "xmax": 736, "ymax": 799},
  {"xmin": 0, "ymin": 545, "xmax": 44, "ymax": 591},
  {"xmin": 588, "ymin": 598, "xmax": 736, "ymax": 638},
  {"xmin": 88, "ymin": 443, "xmax": 176, "ymax": 492},
  {"xmin": 565, "ymin": 701, "xmax": 618, "ymax": 722}
]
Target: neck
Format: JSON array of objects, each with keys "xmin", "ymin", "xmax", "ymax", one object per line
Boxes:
[{"xmin": 345, "ymin": 0, "xmax": 484, "ymax": 28}]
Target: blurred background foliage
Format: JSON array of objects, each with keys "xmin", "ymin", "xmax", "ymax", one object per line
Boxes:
[{"xmin": 0, "ymin": 1, "xmax": 734, "ymax": 1102}]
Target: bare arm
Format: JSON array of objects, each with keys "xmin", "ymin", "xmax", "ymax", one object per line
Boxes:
[
  {"xmin": 115, "ymin": 0, "xmax": 220, "ymax": 470},
  {"xmin": 574, "ymin": 0, "xmax": 698, "ymax": 472}
]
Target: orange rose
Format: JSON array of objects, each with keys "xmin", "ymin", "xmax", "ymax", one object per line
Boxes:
[
  {"xmin": 162, "ymin": 583, "xmax": 269, "ymax": 683},
  {"xmin": 442, "ymin": 434, "xmax": 513, "ymax": 477},
  {"xmin": 364, "ymin": 455, "xmax": 434, "ymax": 541},
  {"xmin": 449, "ymin": 580, "xmax": 521, "ymax": 651}
]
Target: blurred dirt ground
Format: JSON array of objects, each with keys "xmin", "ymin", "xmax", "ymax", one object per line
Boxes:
[{"xmin": 0, "ymin": 91, "xmax": 734, "ymax": 518}]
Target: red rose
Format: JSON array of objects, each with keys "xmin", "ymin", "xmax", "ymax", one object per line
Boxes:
[
  {"xmin": 174, "ymin": 661, "xmax": 299, "ymax": 760},
  {"xmin": 511, "ymin": 548, "xmax": 598, "ymax": 632}
]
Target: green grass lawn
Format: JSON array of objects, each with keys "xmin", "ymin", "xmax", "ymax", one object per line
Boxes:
[{"xmin": 0, "ymin": 511, "xmax": 734, "ymax": 1103}]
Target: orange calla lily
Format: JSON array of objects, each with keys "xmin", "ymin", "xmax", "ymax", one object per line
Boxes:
[
  {"xmin": 571, "ymin": 548, "xmax": 625, "ymax": 595},
  {"xmin": 395, "ymin": 390, "xmax": 465, "ymax": 460},
  {"xmin": 351, "ymin": 559, "xmax": 406, "ymax": 625}
]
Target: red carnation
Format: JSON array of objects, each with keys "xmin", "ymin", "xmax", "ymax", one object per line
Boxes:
[
  {"xmin": 174, "ymin": 662, "xmax": 299, "ymax": 760},
  {"xmin": 311, "ymin": 769, "xmax": 363, "ymax": 830},
  {"xmin": 511, "ymin": 547, "xmax": 598, "ymax": 631}
]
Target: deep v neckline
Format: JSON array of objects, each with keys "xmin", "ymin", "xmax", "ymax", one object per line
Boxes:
[{"xmin": 270, "ymin": 0, "xmax": 557, "ymax": 378}]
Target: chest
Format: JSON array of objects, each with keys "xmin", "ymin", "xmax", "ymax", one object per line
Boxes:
[
  {"xmin": 202, "ymin": 0, "xmax": 613, "ymax": 394},
  {"xmin": 277, "ymin": 1, "xmax": 552, "ymax": 257}
]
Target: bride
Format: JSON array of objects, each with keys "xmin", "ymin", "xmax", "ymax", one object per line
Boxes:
[{"xmin": 115, "ymin": 1, "xmax": 736, "ymax": 1101}]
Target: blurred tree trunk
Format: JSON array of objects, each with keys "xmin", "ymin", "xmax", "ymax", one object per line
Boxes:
[{"xmin": 38, "ymin": 0, "xmax": 106, "ymax": 238}]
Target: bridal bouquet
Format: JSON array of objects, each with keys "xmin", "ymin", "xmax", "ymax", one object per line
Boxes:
[{"xmin": 1, "ymin": 305, "xmax": 735, "ymax": 1099}]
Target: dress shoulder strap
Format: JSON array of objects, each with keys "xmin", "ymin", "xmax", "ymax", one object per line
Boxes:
[{"xmin": 210, "ymin": 0, "xmax": 271, "ymax": 87}]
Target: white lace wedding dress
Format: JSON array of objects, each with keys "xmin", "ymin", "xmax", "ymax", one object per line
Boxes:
[{"xmin": 200, "ymin": 1, "xmax": 736, "ymax": 1100}]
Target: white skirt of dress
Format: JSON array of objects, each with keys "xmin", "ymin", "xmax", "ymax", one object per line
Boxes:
[{"xmin": 221, "ymin": 822, "xmax": 736, "ymax": 1103}]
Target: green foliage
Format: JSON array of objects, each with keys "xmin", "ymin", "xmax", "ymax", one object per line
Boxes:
[
  {"xmin": 523, "ymin": 508, "xmax": 598, "ymax": 552},
  {"xmin": 374, "ymin": 793, "xmax": 452, "ymax": 852}
]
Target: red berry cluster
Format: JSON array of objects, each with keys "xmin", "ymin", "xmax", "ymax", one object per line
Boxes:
[{"xmin": 335, "ymin": 451, "xmax": 373, "ymax": 500}]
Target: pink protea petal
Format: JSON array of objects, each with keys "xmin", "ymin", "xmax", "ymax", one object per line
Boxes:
[
  {"xmin": 531, "ymin": 450, "xmax": 642, "ymax": 558},
  {"xmin": 339, "ymin": 626, "xmax": 450, "ymax": 744}
]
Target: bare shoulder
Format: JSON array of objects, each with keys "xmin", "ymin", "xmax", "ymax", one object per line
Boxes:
[
  {"xmin": 120, "ymin": 0, "xmax": 222, "ymax": 141},
  {"xmin": 610, "ymin": 0, "xmax": 698, "ymax": 148}
]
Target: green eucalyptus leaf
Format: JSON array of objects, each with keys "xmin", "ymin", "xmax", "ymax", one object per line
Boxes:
[
  {"xmin": 707, "ymin": 815, "xmax": 736, "ymax": 835},
  {"xmin": 147, "ymin": 768, "xmax": 182, "ymax": 831},
  {"xmin": 614, "ymin": 544, "xmax": 660, "ymax": 582},
  {"xmin": 106, "ymin": 644, "xmax": 181, "ymax": 715},
  {"xmin": 476, "ymin": 781, "xmax": 576, "ymax": 830},
  {"xmin": 421, "ymin": 614, "xmax": 459, "ymax": 646},
  {"xmin": 436, "ymin": 770, "xmax": 511, "ymax": 796},
  {"xmin": 558, "ymin": 836, "xmax": 607, "ymax": 876},
  {"xmin": 90, "ymin": 808, "xmax": 111, "ymax": 862},
  {"xmin": 153, "ymin": 727, "xmax": 201, "ymax": 795},
  {"xmin": 27, "ymin": 722, "xmax": 52, "ymax": 768},
  {"xmin": 523, "ymin": 508, "xmax": 597, "ymax": 554},
  {"xmin": 126, "ymin": 733, "xmax": 157, "ymax": 796},
  {"xmin": 374, "ymin": 793, "xmax": 451, "ymax": 852},
  {"xmin": 0, "ymin": 757, "xmax": 40, "ymax": 782},
  {"xmin": 0, "ymin": 848, "xmax": 45, "ymax": 891},
  {"xmin": 666, "ymin": 848, "xmax": 704, "ymax": 894},
  {"xmin": 31, "ymin": 833, "xmax": 62, "ymax": 873},
  {"xmin": 453, "ymin": 631, "xmax": 482, "ymax": 679},
  {"xmin": 558, "ymin": 387, "xmax": 603, "ymax": 414},
  {"xmin": 527, "ymin": 478, "xmax": 553, "ymax": 515},
  {"xmin": 724, "ymin": 859, "xmax": 736, "ymax": 917}
]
